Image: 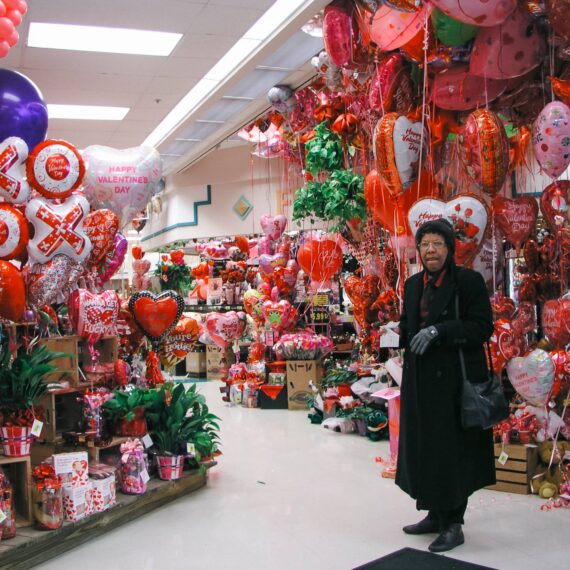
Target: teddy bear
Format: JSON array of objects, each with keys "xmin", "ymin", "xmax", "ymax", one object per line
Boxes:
[{"xmin": 531, "ymin": 440, "xmax": 570, "ymax": 498}]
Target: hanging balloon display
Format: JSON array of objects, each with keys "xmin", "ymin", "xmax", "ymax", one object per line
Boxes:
[
  {"xmin": 82, "ymin": 209, "xmax": 120, "ymax": 265},
  {"xmin": 0, "ymin": 203, "xmax": 28, "ymax": 260},
  {"xmin": 26, "ymin": 139, "xmax": 85, "ymax": 200},
  {"xmin": 27, "ymin": 254, "xmax": 74, "ymax": 309},
  {"xmin": 0, "ymin": 136, "xmax": 30, "ymax": 203},
  {"xmin": 506, "ymin": 349, "xmax": 555, "ymax": 407},
  {"xmin": 369, "ymin": 4, "xmax": 426, "ymax": 51},
  {"xmin": 431, "ymin": 0, "xmax": 516, "ymax": 27},
  {"xmin": 128, "ymin": 290, "xmax": 184, "ymax": 343},
  {"xmin": 540, "ymin": 180, "xmax": 570, "ymax": 235},
  {"xmin": 368, "ymin": 53, "xmax": 414, "ymax": 114},
  {"xmin": 296, "ymin": 238, "xmax": 343, "ymax": 282},
  {"xmin": 492, "ymin": 196, "xmax": 538, "ymax": 252},
  {"xmin": 68, "ymin": 289, "xmax": 120, "ymax": 343},
  {"xmin": 0, "ymin": 259, "xmax": 25, "ymax": 321}
]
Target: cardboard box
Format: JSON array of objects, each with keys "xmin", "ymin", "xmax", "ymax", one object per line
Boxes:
[
  {"xmin": 186, "ymin": 350, "xmax": 207, "ymax": 376},
  {"xmin": 487, "ymin": 443, "xmax": 538, "ymax": 495},
  {"xmin": 39, "ymin": 335, "xmax": 79, "ymax": 386},
  {"xmin": 286, "ymin": 360, "xmax": 322, "ymax": 410},
  {"xmin": 258, "ymin": 385, "xmax": 288, "ymax": 409},
  {"xmin": 206, "ymin": 345, "xmax": 234, "ymax": 380},
  {"xmin": 53, "ymin": 451, "xmax": 89, "ymax": 488}
]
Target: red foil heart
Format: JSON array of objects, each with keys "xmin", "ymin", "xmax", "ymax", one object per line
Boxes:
[{"xmin": 128, "ymin": 290, "xmax": 184, "ymax": 342}]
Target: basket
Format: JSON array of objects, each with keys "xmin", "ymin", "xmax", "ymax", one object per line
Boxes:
[
  {"xmin": 156, "ymin": 455, "xmax": 184, "ymax": 481},
  {"xmin": 1, "ymin": 426, "xmax": 33, "ymax": 457}
]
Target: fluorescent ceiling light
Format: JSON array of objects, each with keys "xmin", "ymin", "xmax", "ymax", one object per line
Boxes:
[
  {"xmin": 48, "ymin": 104, "xmax": 129, "ymax": 120},
  {"xmin": 143, "ymin": 0, "xmax": 315, "ymax": 148},
  {"xmin": 28, "ymin": 23, "xmax": 182, "ymax": 56}
]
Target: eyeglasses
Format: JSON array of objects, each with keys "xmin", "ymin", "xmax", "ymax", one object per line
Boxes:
[{"xmin": 419, "ymin": 241, "xmax": 447, "ymax": 251}]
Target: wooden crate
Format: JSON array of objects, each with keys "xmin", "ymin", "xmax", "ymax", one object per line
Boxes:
[
  {"xmin": 0, "ymin": 455, "xmax": 33, "ymax": 525},
  {"xmin": 86, "ymin": 436, "xmax": 129, "ymax": 463},
  {"xmin": 37, "ymin": 388, "xmax": 82, "ymax": 443},
  {"xmin": 79, "ymin": 336, "xmax": 118, "ymax": 367},
  {"xmin": 487, "ymin": 443, "xmax": 538, "ymax": 495},
  {"xmin": 38, "ymin": 335, "xmax": 80, "ymax": 386}
]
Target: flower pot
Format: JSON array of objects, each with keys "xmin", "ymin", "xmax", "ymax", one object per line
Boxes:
[
  {"xmin": 115, "ymin": 407, "xmax": 148, "ymax": 438},
  {"xmin": 0, "ymin": 426, "xmax": 33, "ymax": 457},
  {"xmin": 156, "ymin": 455, "xmax": 184, "ymax": 481}
]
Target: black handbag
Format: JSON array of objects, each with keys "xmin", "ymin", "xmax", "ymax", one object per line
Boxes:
[{"xmin": 456, "ymin": 295, "xmax": 510, "ymax": 430}]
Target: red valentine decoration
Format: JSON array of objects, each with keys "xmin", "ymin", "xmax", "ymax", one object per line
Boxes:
[
  {"xmin": 158, "ymin": 316, "xmax": 201, "ymax": 369},
  {"xmin": 0, "ymin": 136, "xmax": 30, "ymax": 204},
  {"xmin": 540, "ymin": 180, "xmax": 570, "ymax": 235},
  {"xmin": 128, "ymin": 290, "xmax": 185, "ymax": 343},
  {"xmin": 343, "ymin": 275, "xmax": 379, "ymax": 330},
  {"xmin": 83, "ymin": 209, "xmax": 120, "ymax": 265},
  {"xmin": 0, "ymin": 203, "xmax": 28, "ymax": 260},
  {"xmin": 132, "ymin": 245, "xmax": 143, "ymax": 260},
  {"xmin": 26, "ymin": 139, "xmax": 85, "ymax": 200},
  {"xmin": 490, "ymin": 292, "xmax": 516, "ymax": 320},
  {"xmin": 331, "ymin": 113, "xmax": 358, "ymax": 137},
  {"xmin": 261, "ymin": 300, "xmax": 294, "ymax": 334},
  {"xmin": 68, "ymin": 289, "xmax": 120, "ymax": 343},
  {"xmin": 296, "ymin": 238, "xmax": 343, "ymax": 282},
  {"xmin": 492, "ymin": 196, "xmax": 538, "ymax": 251},
  {"xmin": 488, "ymin": 319, "xmax": 526, "ymax": 373},
  {"xmin": 549, "ymin": 349, "xmax": 569, "ymax": 399},
  {"xmin": 542, "ymin": 299, "xmax": 570, "ymax": 349},
  {"xmin": 368, "ymin": 53, "xmax": 414, "ymax": 114},
  {"xmin": 0, "ymin": 260, "xmax": 25, "ymax": 321}
]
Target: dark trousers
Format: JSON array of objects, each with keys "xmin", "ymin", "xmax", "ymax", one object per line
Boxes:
[{"xmin": 425, "ymin": 499, "xmax": 468, "ymax": 528}]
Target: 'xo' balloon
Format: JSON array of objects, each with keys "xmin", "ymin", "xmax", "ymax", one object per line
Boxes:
[
  {"xmin": 0, "ymin": 203, "xmax": 28, "ymax": 260},
  {"xmin": 0, "ymin": 137, "xmax": 30, "ymax": 204}
]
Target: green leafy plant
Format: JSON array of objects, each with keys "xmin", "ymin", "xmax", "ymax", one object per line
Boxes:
[
  {"xmin": 103, "ymin": 388, "xmax": 153, "ymax": 422},
  {"xmin": 320, "ymin": 367, "xmax": 358, "ymax": 388},
  {"xmin": 144, "ymin": 383, "xmax": 221, "ymax": 460},
  {"xmin": 304, "ymin": 122, "xmax": 344, "ymax": 176},
  {"xmin": 0, "ymin": 343, "xmax": 69, "ymax": 426}
]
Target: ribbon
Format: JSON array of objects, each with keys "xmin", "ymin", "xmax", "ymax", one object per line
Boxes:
[
  {"xmin": 146, "ymin": 350, "xmax": 164, "ymax": 386},
  {"xmin": 120, "ymin": 438, "xmax": 145, "ymax": 464}
]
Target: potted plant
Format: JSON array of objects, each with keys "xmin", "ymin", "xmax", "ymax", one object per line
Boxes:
[
  {"xmin": 102, "ymin": 387, "xmax": 152, "ymax": 437},
  {"xmin": 0, "ymin": 343, "xmax": 68, "ymax": 457},
  {"xmin": 144, "ymin": 383, "xmax": 221, "ymax": 480},
  {"xmin": 320, "ymin": 367, "xmax": 357, "ymax": 397}
]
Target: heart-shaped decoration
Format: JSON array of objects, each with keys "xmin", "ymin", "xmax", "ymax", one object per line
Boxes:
[
  {"xmin": 0, "ymin": 203, "xmax": 28, "ymax": 261},
  {"xmin": 408, "ymin": 194, "xmax": 489, "ymax": 266},
  {"xmin": 260, "ymin": 214, "xmax": 287, "ymax": 241},
  {"xmin": 72, "ymin": 459, "xmax": 87, "ymax": 478},
  {"xmin": 0, "ymin": 137, "xmax": 30, "ymax": 204},
  {"xmin": 261, "ymin": 300, "xmax": 293, "ymax": 333},
  {"xmin": 540, "ymin": 180, "xmax": 570, "ymax": 234},
  {"xmin": 368, "ymin": 53, "xmax": 414, "ymax": 114},
  {"xmin": 205, "ymin": 311, "xmax": 246, "ymax": 349},
  {"xmin": 457, "ymin": 109, "xmax": 509, "ymax": 197},
  {"xmin": 257, "ymin": 235, "xmax": 275, "ymax": 256},
  {"xmin": 95, "ymin": 233, "xmax": 128, "ymax": 288},
  {"xmin": 158, "ymin": 316, "xmax": 201, "ymax": 369},
  {"xmin": 506, "ymin": 349, "xmax": 555, "ymax": 406},
  {"xmin": 374, "ymin": 113, "xmax": 425, "ymax": 198},
  {"xmin": 128, "ymin": 290, "xmax": 184, "ymax": 342},
  {"xmin": 541, "ymin": 299, "xmax": 570, "ymax": 349},
  {"xmin": 83, "ymin": 209, "xmax": 120, "ymax": 265},
  {"xmin": 82, "ymin": 145, "xmax": 162, "ymax": 229},
  {"xmin": 133, "ymin": 259, "xmax": 151, "ymax": 275},
  {"xmin": 243, "ymin": 289, "xmax": 266, "ymax": 322},
  {"xmin": 488, "ymin": 319, "xmax": 526, "ymax": 373},
  {"xmin": 296, "ymin": 238, "xmax": 343, "ymax": 281},
  {"xmin": 490, "ymin": 293, "xmax": 516, "ymax": 321},
  {"xmin": 259, "ymin": 252, "xmax": 288, "ymax": 277},
  {"xmin": 68, "ymin": 289, "xmax": 120, "ymax": 339},
  {"xmin": 343, "ymin": 275, "xmax": 380, "ymax": 330},
  {"xmin": 532, "ymin": 101, "xmax": 570, "ymax": 180},
  {"xmin": 492, "ymin": 196, "xmax": 538, "ymax": 250},
  {"xmin": 0, "ymin": 260, "xmax": 25, "ymax": 321}
]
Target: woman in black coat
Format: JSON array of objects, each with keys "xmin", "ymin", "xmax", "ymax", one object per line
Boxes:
[{"xmin": 395, "ymin": 218, "xmax": 496, "ymax": 553}]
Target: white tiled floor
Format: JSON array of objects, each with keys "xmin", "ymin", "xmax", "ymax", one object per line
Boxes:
[{"xmin": 36, "ymin": 380, "xmax": 566, "ymax": 570}]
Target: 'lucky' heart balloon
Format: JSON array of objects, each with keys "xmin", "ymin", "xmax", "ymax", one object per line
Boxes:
[
  {"xmin": 0, "ymin": 260, "xmax": 25, "ymax": 321},
  {"xmin": 0, "ymin": 137, "xmax": 30, "ymax": 204},
  {"xmin": 26, "ymin": 194, "xmax": 92, "ymax": 265},
  {"xmin": 374, "ymin": 113, "xmax": 425, "ymax": 198},
  {"xmin": 260, "ymin": 214, "xmax": 287, "ymax": 241},
  {"xmin": 158, "ymin": 316, "xmax": 201, "ymax": 369},
  {"xmin": 506, "ymin": 349, "xmax": 555, "ymax": 407},
  {"xmin": 541, "ymin": 299, "xmax": 570, "ymax": 349},
  {"xmin": 82, "ymin": 145, "xmax": 162, "ymax": 228},
  {"xmin": 407, "ymin": 194, "xmax": 489, "ymax": 266},
  {"xmin": 492, "ymin": 196, "xmax": 538, "ymax": 251},
  {"xmin": 532, "ymin": 101, "xmax": 570, "ymax": 180},
  {"xmin": 128, "ymin": 290, "xmax": 184, "ymax": 343},
  {"xmin": 539, "ymin": 180, "xmax": 570, "ymax": 234},
  {"xmin": 205, "ymin": 311, "xmax": 246, "ymax": 349},
  {"xmin": 68, "ymin": 289, "xmax": 120, "ymax": 341},
  {"xmin": 259, "ymin": 252, "xmax": 288, "ymax": 278},
  {"xmin": 83, "ymin": 209, "xmax": 120, "ymax": 265},
  {"xmin": 0, "ymin": 203, "xmax": 28, "ymax": 260},
  {"xmin": 457, "ymin": 109, "xmax": 509, "ymax": 197}
]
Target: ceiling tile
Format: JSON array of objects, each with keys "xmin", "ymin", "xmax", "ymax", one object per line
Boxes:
[{"xmin": 185, "ymin": 4, "xmax": 265, "ymax": 36}]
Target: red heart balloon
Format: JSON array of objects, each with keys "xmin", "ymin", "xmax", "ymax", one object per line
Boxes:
[
  {"xmin": 68, "ymin": 289, "xmax": 120, "ymax": 340},
  {"xmin": 296, "ymin": 239, "xmax": 343, "ymax": 281},
  {"xmin": 488, "ymin": 319, "xmax": 526, "ymax": 373},
  {"xmin": 343, "ymin": 275, "xmax": 380, "ymax": 329},
  {"xmin": 0, "ymin": 203, "xmax": 28, "ymax": 261},
  {"xmin": 549, "ymin": 349, "xmax": 568, "ymax": 399},
  {"xmin": 540, "ymin": 180, "xmax": 570, "ymax": 235},
  {"xmin": 83, "ymin": 209, "xmax": 120, "ymax": 265},
  {"xmin": 128, "ymin": 291, "xmax": 184, "ymax": 342},
  {"xmin": 205, "ymin": 311, "xmax": 246, "ymax": 349},
  {"xmin": 0, "ymin": 260, "xmax": 25, "ymax": 321},
  {"xmin": 492, "ymin": 196, "xmax": 538, "ymax": 251},
  {"xmin": 542, "ymin": 299, "xmax": 570, "ymax": 348},
  {"xmin": 490, "ymin": 293, "xmax": 516, "ymax": 320}
]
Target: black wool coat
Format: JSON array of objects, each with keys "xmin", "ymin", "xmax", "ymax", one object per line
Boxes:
[{"xmin": 395, "ymin": 265, "xmax": 496, "ymax": 511}]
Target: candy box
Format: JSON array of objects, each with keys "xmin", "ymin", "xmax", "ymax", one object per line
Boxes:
[
  {"xmin": 90, "ymin": 475, "xmax": 116, "ymax": 512},
  {"xmin": 62, "ymin": 481, "xmax": 93, "ymax": 522},
  {"xmin": 53, "ymin": 451, "xmax": 89, "ymax": 488}
]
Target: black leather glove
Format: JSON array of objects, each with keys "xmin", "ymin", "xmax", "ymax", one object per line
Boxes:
[{"xmin": 409, "ymin": 326, "xmax": 439, "ymax": 355}]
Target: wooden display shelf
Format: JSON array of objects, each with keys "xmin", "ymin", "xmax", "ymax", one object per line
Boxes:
[
  {"xmin": 85, "ymin": 436, "xmax": 130, "ymax": 463},
  {"xmin": 38, "ymin": 388, "xmax": 82, "ymax": 443},
  {"xmin": 487, "ymin": 443, "xmax": 538, "ymax": 495},
  {"xmin": 0, "ymin": 468, "xmax": 209, "ymax": 569},
  {"xmin": 0, "ymin": 455, "xmax": 33, "ymax": 525}
]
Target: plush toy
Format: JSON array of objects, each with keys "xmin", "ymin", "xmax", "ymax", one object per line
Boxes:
[
  {"xmin": 531, "ymin": 440, "xmax": 570, "ymax": 498},
  {"xmin": 366, "ymin": 410, "xmax": 388, "ymax": 441}
]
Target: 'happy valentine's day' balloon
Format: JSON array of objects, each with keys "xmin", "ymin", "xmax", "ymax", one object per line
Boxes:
[
  {"xmin": 205, "ymin": 311, "xmax": 246, "ymax": 350},
  {"xmin": 506, "ymin": 349, "xmax": 555, "ymax": 407},
  {"xmin": 0, "ymin": 137, "xmax": 30, "ymax": 203},
  {"xmin": 492, "ymin": 196, "xmax": 538, "ymax": 251}
]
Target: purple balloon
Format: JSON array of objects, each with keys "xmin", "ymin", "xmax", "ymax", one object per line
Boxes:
[
  {"xmin": 96, "ymin": 233, "xmax": 128, "ymax": 287},
  {"xmin": 0, "ymin": 69, "xmax": 48, "ymax": 151}
]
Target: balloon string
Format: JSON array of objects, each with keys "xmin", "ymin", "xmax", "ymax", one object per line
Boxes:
[
  {"xmin": 415, "ymin": 8, "xmax": 429, "ymax": 205},
  {"xmin": 491, "ymin": 211, "xmax": 497, "ymax": 295}
]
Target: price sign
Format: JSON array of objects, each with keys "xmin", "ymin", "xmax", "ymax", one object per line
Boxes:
[
  {"xmin": 311, "ymin": 306, "xmax": 330, "ymax": 324},
  {"xmin": 312, "ymin": 293, "xmax": 329, "ymax": 306}
]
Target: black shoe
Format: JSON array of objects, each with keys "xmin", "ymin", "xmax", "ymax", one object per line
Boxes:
[
  {"xmin": 428, "ymin": 523, "xmax": 465, "ymax": 553},
  {"xmin": 402, "ymin": 516, "xmax": 440, "ymax": 535}
]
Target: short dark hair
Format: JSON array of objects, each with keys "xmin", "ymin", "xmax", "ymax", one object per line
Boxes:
[{"xmin": 416, "ymin": 218, "xmax": 455, "ymax": 254}]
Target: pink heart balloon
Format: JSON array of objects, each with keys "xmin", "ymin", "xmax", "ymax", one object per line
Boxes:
[
  {"xmin": 68, "ymin": 289, "xmax": 120, "ymax": 341},
  {"xmin": 506, "ymin": 349, "xmax": 555, "ymax": 406},
  {"xmin": 95, "ymin": 233, "xmax": 127, "ymax": 287},
  {"xmin": 261, "ymin": 300, "xmax": 293, "ymax": 333},
  {"xmin": 82, "ymin": 145, "xmax": 162, "ymax": 229},
  {"xmin": 259, "ymin": 252, "xmax": 288, "ymax": 277},
  {"xmin": 205, "ymin": 311, "xmax": 246, "ymax": 350},
  {"xmin": 260, "ymin": 214, "xmax": 287, "ymax": 241}
]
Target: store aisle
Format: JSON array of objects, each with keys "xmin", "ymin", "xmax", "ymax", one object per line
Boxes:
[{"xmin": 36, "ymin": 381, "xmax": 564, "ymax": 570}]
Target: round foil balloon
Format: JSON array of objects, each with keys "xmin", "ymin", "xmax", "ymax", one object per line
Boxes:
[
  {"xmin": 267, "ymin": 85, "xmax": 296, "ymax": 114},
  {"xmin": 26, "ymin": 139, "xmax": 85, "ymax": 200},
  {"xmin": 82, "ymin": 145, "xmax": 163, "ymax": 228},
  {"xmin": 469, "ymin": 7, "xmax": 545, "ymax": 80},
  {"xmin": 128, "ymin": 290, "xmax": 185, "ymax": 343},
  {"xmin": 540, "ymin": 180, "xmax": 570, "ymax": 234},
  {"xmin": 369, "ymin": 4, "xmax": 425, "ymax": 51},
  {"xmin": 0, "ymin": 69, "xmax": 48, "ymax": 151},
  {"xmin": 374, "ymin": 113, "xmax": 426, "ymax": 198},
  {"xmin": 431, "ymin": 0, "xmax": 516, "ymax": 27},
  {"xmin": 26, "ymin": 194, "xmax": 92, "ymax": 265},
  {"xmin": 506, "ymin": 349, "xmax": 555, "ymax": 407},
  {"xmin": 368, "ymin": 53, "xmax": 414, "ymax": 114},
  {"xmin": 0, "ymin": 136, "xmax": 30, "ymax": 204},
  {"xmin": 0, "ymin": 203, "xmax": 28, "ymax": 260},
  {"xmin": 457, "ymin": 109, "xmax": 509, "ymax": 197},
  {"xmin": 0, "ymin": 260, "xmax": 25, "ymax": 321},
  {"xmin": 532, "ymin": 101, "xmax": 570, "ymax": 181}
]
